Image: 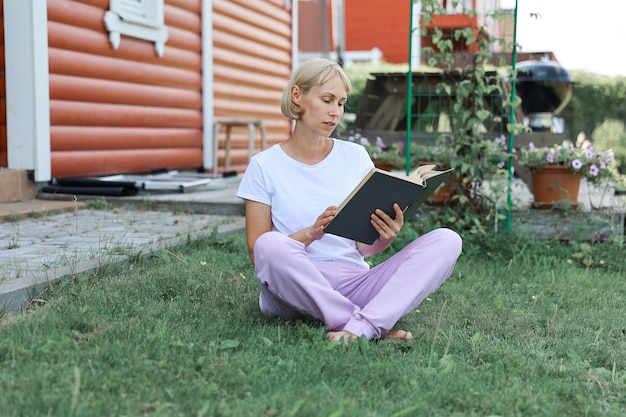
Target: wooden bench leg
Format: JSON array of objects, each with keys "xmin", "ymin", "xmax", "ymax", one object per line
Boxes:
[{"xmin": 213, "ymin": 120, "xmax": 267, "ymax": 173}]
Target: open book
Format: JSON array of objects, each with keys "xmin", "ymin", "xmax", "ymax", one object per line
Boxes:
[{"xmin": 324, "ymin": 165, "xmax": 454, "ymax": 244}]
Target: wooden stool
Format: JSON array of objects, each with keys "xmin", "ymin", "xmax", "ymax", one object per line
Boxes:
[{"xmin": 213, "ymin": 120, "xmax": 267, "ymax": 172}]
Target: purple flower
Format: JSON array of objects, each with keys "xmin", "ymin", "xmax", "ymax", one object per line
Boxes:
[
  {"xmin": 528, "ymin": 142, "xmax": 535, "ymax": 152},
  {"xmin": 375, "ymin": 136, "xmax": 385, "ymax": 147},
  {"xmin": 600, "ymin": 161, "xmax": 606, "ymax": 169},
  {"xmin": 572, "ymin": 159, "xmax": 582, "ymax": 169},
  {"xmin": 585, "ymin": 149, "xmax": 593, "ymax": 159},
  {"xmin": 589, "ymin": 164, "xmax": 599, "ymax": 176},
  {"xmin": 546, "ymin": 153, "xmax": 554, "ymax": 163},
  {"xmin": 360, "ymin": 138, "xmax": 369, "ymax": 146},
  {"xmin": 348, "ymin": 135, "xmax": 355, "ymax": 142}
]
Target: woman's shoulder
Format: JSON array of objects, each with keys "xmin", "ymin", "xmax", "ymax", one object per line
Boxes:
[
  {"xmin": 332, "ymin": 137, "xmax": 359, "ymax": 148},
  {"xmin": 332, "ymin": 138, "xmax": 371, "ymax": 161},
  {"xmin": 250, "ymin": 143, "xmax": 283, "ymax": 164},
  {"xmin": 332, "ymin": 138, "xmax": 367, "ymax": 154}
]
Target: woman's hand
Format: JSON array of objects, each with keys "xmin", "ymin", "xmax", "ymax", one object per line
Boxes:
[
  {"xmin": 288, "ymin": 206, "xmax": 338, "ymax": 247},
  {"xmin": 308, "ymin": 206, "xmax": 338, "ymax": 241},
  {"xmin": 357, "ymin": 203, "xmax": 404, "ymax": 257},
  {"xmin": 371, "ymin": 203, "xmax": 404, "ymax": 241},
  {"xmin": 244, "ymin": 203, "xmax": 339, "ymax": 262}
]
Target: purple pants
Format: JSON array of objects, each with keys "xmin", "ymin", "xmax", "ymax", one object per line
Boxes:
[{"xmin": 253, "ymin": 228, "xmax": 462, "ymax": 340}]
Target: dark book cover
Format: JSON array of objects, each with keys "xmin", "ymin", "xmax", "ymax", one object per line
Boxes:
[{"xmin": 324, "ymin": 167, "xmax": 454, "ymax": 244}]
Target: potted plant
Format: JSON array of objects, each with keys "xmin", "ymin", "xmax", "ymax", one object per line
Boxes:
[
  {"xmin": 411, "ymin": 136, "xmax": 509, "ymax": 206},
  {"xmin": 412, "ymin": 142, "xmax": 454, "ymax": 169},
  {"xmin": 413, "ymin": 135, "xmax": 509, "ymax": 173},
  {"xmin": 345, "ymin": 133, "xmax": 404, "ymax": 171},
  {"xmin": 518, "ymin": 138, "xmax": 617, "ymax": 208}
]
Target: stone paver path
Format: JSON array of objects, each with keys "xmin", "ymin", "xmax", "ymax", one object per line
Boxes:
[{"xmin": 0, "ymin": 209, "xmax": 242, "ymax": 283}]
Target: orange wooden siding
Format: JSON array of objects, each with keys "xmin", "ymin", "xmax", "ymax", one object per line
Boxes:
[
  {"xmin": 47, "ymin": 0, "xmax": 291, "ymax": 178},
  {"xmin": 0, "ymin": 0, "xmax": 6, "ymax": 167},
  {"xmin": 48, "ymin": 0, "xmax": 203, "ymax": 178},
  {"xmin": 212, "ymin": 0, "xmax": 292, "ymax": 173}
]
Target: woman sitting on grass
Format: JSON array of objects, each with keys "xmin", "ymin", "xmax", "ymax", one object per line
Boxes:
[{"xmin": 236, "ymin": 58, "xmax": 462, "ymax": 343}]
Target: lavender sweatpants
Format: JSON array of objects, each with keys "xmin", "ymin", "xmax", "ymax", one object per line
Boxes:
[{"xmin": 253, "ymin": 228, "xmax": 462, "ymax": 340}]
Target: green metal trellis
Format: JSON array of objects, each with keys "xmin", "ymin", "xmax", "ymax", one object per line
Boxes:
[{"xmin": 406, "ymin": 0, "xmax": 519, "ymax": 234}]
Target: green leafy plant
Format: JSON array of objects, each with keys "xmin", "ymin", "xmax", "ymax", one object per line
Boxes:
[
  {"xmin": 345, "ymin": 132, "xmax": 405, "ymax": 165},
  {"xmin": 414, "ymin": 134, "xmax": 508, "ymax": 173},
  {"xmin": 411, "ymin": 142, "xmax": 454, "ymax": 165},
  {"xmin": 418, "ymin": 0, "xmax": 522, "ymax": 230},
  {"xmin": 518, "ymin": 137, "xmax": 618, "ymax": 185}
]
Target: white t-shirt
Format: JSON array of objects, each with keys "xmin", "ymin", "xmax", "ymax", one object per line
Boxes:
[{"xmin": 236, "ymin": 138, "xmax": 374, "ymax": 269}]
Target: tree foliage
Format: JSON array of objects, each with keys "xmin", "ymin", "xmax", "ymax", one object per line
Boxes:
[{"xmin": 561, "ymin": 71, "xmax": 626, "ymax": 139}]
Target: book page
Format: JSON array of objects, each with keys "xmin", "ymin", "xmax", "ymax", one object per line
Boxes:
[{"xmin": 409, "ymin": 164, "xmax": 437, "ymax": 183}]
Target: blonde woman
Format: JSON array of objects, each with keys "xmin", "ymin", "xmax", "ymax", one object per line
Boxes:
[{"xmin": 237, "ymin": 58, "xmax": 462, "ymax": 343}]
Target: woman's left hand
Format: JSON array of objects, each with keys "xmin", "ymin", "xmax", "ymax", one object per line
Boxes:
[
  {"xmin": 357, "ymin": 203, "xmax": 404, "ymax": 257},
  {"xmin": 371, "ymin": 203, "xmax": 404, "ymax": 242}
]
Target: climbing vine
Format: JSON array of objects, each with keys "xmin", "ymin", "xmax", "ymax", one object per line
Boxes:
[{"xmin": 417, "ymin": 0, "xmax": 523, "ymax": 234}]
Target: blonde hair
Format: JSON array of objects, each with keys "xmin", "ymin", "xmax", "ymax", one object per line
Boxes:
[{"xmin": 281, "ymin": 58, "xmax": 353, "ymax": 120}]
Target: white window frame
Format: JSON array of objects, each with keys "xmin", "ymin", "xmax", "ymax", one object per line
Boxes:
[
  {"xmin": 4, "ymin": 1, "xmax": 51, "ymax": 181},
  {"xmin": 103, "ymin": 0, "xmax": 169, "ymax": 57}
]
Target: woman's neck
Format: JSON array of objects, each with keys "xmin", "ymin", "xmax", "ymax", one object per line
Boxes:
[{"xmin": 280, "ymin": 134, "xmax": 333, "ymax": 165}]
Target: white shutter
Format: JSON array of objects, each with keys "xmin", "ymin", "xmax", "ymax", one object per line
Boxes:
[
  {"xmin": 104, "ymin": 0, "xmax": 168, "ymax": 57},
  {"xmin": 109, "ymin": 0, "xmax": 165, "ymax": 28}
]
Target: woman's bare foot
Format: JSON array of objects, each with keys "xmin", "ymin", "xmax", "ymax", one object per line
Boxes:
[
  {"xmin": 327, "ymin": 330, "xmax": 358, "ymax": 345},
  {"xmin": 380, "ymin": 330, "xmax": 413, "ymax": 341}
]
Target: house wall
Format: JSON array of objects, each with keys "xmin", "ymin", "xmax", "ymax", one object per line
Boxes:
[
  {"xmin": 298, "ymin": 0, "xmax": 330, "ymax": 53},
  {"xmin": 212, "ymin": 0, "xmax": 292, "ymax": 173},
  {"xmin": 48, "ymin": 0, "xmax": 203, "ymax": 178},
  {"xmin": 344, "ymin": 0, "xmax": 411, "ymax": 64},
  {"xmin": 47, "ymin": 0, "xmax": 291, "ymax": 178},
  {"xmin": 0, "ymin": 0, "xmax": 6, "ymax": 168}
]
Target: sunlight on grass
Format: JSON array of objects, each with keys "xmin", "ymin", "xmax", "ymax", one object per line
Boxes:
[{"xmin": 1, "ymin": 231, "xmax": 625, "ymax": 416}]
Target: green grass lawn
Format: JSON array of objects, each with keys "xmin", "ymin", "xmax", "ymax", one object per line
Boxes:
[{"xmin": 1, "ymin": 230, "xmax": 625, "ymax": 417}]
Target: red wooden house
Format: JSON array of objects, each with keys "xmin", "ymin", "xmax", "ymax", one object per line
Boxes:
[
  {"xmin": 1, "ymin": 0, "xmax": 295, "ymax": 201},
  {"xmin": 298, "ymin": 0, "xmax": 513, "ymax": 65}
]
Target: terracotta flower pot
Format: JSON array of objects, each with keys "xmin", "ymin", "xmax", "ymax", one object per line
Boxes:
[{"xmin": 530, "ymin": 165, "xmax": 582, "ymax": 209}]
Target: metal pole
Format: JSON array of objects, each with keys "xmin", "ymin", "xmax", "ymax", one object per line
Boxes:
[
  {"xmin": 506, "ymin": 0, "xmax": 519, "ymax": 234},
  {"xmin": 406, "ymin": 0, "xmax": 415, "ymax": 176}
]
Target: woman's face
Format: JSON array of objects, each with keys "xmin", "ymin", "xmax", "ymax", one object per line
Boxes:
[{"xmin": 294, "ymin": 74, "xmax": 348, "ymax": 137}]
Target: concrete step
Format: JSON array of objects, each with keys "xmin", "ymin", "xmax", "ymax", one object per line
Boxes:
[{"xmin": 0, "ymin": 170, "xmax": 36, "ymax": 203}]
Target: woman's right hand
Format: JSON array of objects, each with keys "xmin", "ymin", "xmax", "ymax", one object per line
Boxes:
[
  {"xmin": 309, "ymin": 206, "xmax": 338, "ymax": 241},
  {"xmin": 286, "ymin": 206, "xmax": 338, "ymax": 248}
]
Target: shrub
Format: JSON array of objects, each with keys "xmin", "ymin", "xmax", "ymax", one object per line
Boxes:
[{"xmin": 592, "ymin": 118, "xmax": 626, "ymax": 175}]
